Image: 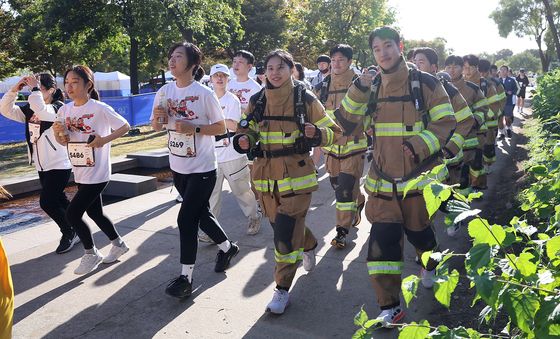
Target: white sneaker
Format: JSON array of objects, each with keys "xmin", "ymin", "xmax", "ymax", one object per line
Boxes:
[
  {"xmin": 265, "ymin": 288, "xmax": 290, "ymax": 314},
  {"xmin": 421, "ymin": 268, "xmax": 435, "ymax": 289},
  {"xmin": 247, "ymin": 213, "xmax": 262, "ymax": 235},
  {"xmin": 375, "ymin": 306, "xmax": 405, "ymax": 328},
  {"xmin": 198, "ymin": 231, "xmax": 214, "ymax": 243},
  {"xmin": 176, "ymin": 194, "xmax": 183, "ymax": 203},
  {"xmin": 303, "ymin": 249, "xmax": 316, "ymax": 272},
  {"xmin": 102, "ymin": 242, "xmax": 129, "ymax": 263},
  {"xmin": 74, "ymin": 250, "xmax": 104, "ymax": 275},
  {"xmin": 447, "ymin": 223, "xmax": 460, "ymax": 237}
]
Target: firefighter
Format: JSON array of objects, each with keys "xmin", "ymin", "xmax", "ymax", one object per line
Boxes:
[
  {"xmin": 313, "ymin": 44, "xmax": 367, "ymax": 249},
  {"xmin": 339, "ymin": 27, "xmax": 455, "ymax": 327},
  {"xmin": 445, "ymin": 55, "xmax": 489, "ymax": 192},
  {"xmin": 233, "ymin": 49, "xmax": 341, "ymax": 315},
  {"xmin": 462, "ymin": 54, "xmax": 493, "ymax": 189},
  {"xmin": 478, "ymin": 59, "xmax": 506, "ymax": 170},
  {"xmin": 412, "ymin": 47, "xmax": 475, "ymax": 237}
]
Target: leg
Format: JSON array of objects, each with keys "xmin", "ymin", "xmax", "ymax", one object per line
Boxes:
[
  {"xmin": 401, "ymin": 195, "xmax": 438, "ymax": 271},
  {"xmin": 66, "ymin": 183, "xmax": 108, "ymax": 250},
  {"xmin": 224, "ymin": 158, "xmax": 257, "ymax": 219},
  {"xmin": 209, "ymin": 162, "xmax": 226, "ymax": 218},
  {"xmin": 38, "ymin": 169, "xmax": 73, "ymax": 237}
]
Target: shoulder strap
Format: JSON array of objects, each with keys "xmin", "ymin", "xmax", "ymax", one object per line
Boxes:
[
  {"xmin": 480, "ymin": 78, "xmax": 488, "ymax": 96},
  {"xmin": 250, "ymin": 88, "xmax": 267, "ymax": 123},
  {"xmin": 319, "ymin": 75, "xmax": 331, "ymax": 105},
  {"xmin": 294, "ymin": 83, "xmax": 307, "ymax": 130}
]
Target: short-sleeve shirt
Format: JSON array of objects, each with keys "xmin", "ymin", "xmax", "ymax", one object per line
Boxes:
[
  {"xmin": 215, "ymin": 91, "xmax": 245, "ymax": 163},
  {"xmin": 227, "ymin": 78, "xmax": 262, "ymax": 113}
]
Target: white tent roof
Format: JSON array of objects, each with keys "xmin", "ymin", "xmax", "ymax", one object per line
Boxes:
[{"xmin": 93, "ymin": 71, "xmax": 131, "ymax": 91}]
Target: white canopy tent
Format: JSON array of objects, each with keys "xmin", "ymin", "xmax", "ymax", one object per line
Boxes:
[{"xmin": 93, "ymin": 71, "xmax": 131, "ymax": 97}]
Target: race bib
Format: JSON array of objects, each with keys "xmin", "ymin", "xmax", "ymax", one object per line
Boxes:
[
  {"xmin": 168, "ymin": 130, "xmax": 196, "ymax": 157},
  {"xmin": 67, "ymin": 142, "xmax": 95, "ymax": 167},
  {"xmin": 29, "ymin": 123, "xmax": 41, "ymax": 143}
]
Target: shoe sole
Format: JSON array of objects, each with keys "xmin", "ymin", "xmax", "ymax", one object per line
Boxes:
[
  {"xmin": 215, "ymin": 246, "xmax": 239, "ymax": 272},
  {"xmin": 56, "ymin": 236, "xmax": 81, "ymax": 254},
  {"xmin": 352, "ymin": 203, "xmax": 365, "ymax": 227},
  {"xmin": 102, "ymin": 246, "xmax": 130, "ymax": 264},
  {"xmin": 165, "ymin": 289, "xmax": 192, "ymax": 299},
  {"xmin": 265, "ymin": 300, "xmax": 290, "ymax": 315}
]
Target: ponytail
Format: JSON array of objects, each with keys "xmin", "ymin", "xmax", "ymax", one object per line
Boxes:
[
  {"xmin": 89, "ymin": 88, "xmax": 100, "ymax": 100},
  {"xmin": 193, "ymin": 66, "xmax": 205, "ymax": 81},
  {"xmin": 52, "ymin": 88, "xmax": 64, "ymax": 102}
]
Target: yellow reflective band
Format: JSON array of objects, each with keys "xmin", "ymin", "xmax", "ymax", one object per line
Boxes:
[
  {"xmin": 497, "ymin": 92, "xmax": 506, "ymax": 100},
  {"xmin": 276, "ymin": 173, "xmax": 319, "ymax": 193},
  {"xmin": 367, "ymin": 261, "xmax": 404, "ymax": 275},
  {"xmin": 341, "ymin": 95, "xmax": 366, "ymax": 115},
  {"xmin": 429, "ymin": 103, "xmax": 454, "ymax": 121},
  {"xmin": 364, "ymin": 165, "xmax": 449, "ymax": 194},
  {"xmin": 469, "ymin": 166, "xmax": 485, "ymax": 177},
  {"xmin": 487, "ymin": 94, "xmax": 501, "ymax": 104},
  {"xmin": 316, "ymin": 115, "xmax": 334, "ymax": 128},
  {"xmin": 374, "ymin": 121, "xmax": 423, "ymax": 137},
  {"xmin": 253, "ymin": 179, "xmax": 274, "ymax": 193},
  {"xmin": 445, "ymin": 149, "xmax": 463, "ymax": 165},
  {"xmin": 463, "ymin": 137, "xmax": 479, "ymax": 149},
  {"xmin": 323, "ymin": 137, "xmax": 368, "ymax": 155},
  {"xmin": 336, "ymin": 201, "xmax": 356, "ymax": 212},
  {"xmin": 449, "ymin": 134, "xmax": 464, "ymax": 149},
  {"xmin": 486, "ymin": 120, "xmax": 498, "ymax": 128},
  {"xmin": 259, "ymin": 130, "xmax": 301, "ymax": 145},
  {"xmin": 455, "ymin": 106, "xmax": 473, "ymax": 123},
  {"xmin": 487, "ymin": 108, "xmax": 496, "ymax": 119},
  {"xmin": 325, "ymin": 127, "xmax": 334, "ymax": 146},
  {"xmin": 275, "ymin": 248, "xmax": 303, "ymax": 264},
  {"xmin": 418, "ymin": 130, "xmax": 440, "ymax": 155},
  {"xmin": 473, "ymin": 98, "xmax": 488, "ymax": 110},
  {"xmin": 325, "ymin": 109, "xmax": 335, "ymax": 121},
  {"xmin": 483, "ymin": 154, "xmax": 496, "ymax": 163}
]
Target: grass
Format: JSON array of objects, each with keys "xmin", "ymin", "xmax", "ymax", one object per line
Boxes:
[{"xmin": 0, "ymin": 125, "xmax": 168, "ymax": 180}]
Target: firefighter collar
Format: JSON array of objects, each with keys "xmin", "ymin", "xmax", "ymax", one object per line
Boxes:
[
  {"xmin": 380, "ymin": 58, "xmax": 409, "ymax": 92},
  {"xmin": 331, "ymin": 68, "xmax": 356, "ymax": 89},
  {"xmin": 264, "ymin": 78, "xmax": 294, "ymax": 106},
  {"xmin": 464, "ymin": 69, "xmax": 482, "ymax": 84}
]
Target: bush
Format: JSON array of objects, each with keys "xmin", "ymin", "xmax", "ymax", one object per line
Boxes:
[{"xmin": 532, "ymin": 69, "xmax": 560, "ymax": 133}]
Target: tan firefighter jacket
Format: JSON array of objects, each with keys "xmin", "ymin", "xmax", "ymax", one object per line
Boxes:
[{"xmin": 451, "ymin": 77, "xmax": 489, "ymax": 150}]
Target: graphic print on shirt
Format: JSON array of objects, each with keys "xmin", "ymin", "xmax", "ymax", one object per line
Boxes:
[
  {"xmin": 229, "ymin": 88, "xmax": 252, "ymax": 107},
  {"xmin": 65, "ymin": 114, "xmax": 95, "ymax": 134},
  {"xmin": 167, "ymin": 96, "xmax": 200, "ymax": 120},
  {"xmin": 28, "ymin": 114, "xmax": 41, "ymax": 143}
]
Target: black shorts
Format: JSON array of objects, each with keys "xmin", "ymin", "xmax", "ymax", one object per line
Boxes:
[
  {"xmin": 503, "ymin": 105, "xmax": 515, "ymax": 117},
  {"xmin": 518, "ymin": 89, "xmax": 526, "ymax": 99}
]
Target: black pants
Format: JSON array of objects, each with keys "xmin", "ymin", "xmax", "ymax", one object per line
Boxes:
[
  {"xmin": 66, "ymin": 182, "xmax": 119, "ymax": 250},
  {"xmin": 173, "ymin": 170, "xmax": 228, "ymax": 265},
  {"xmin": 38, "ymin": 169, "xmax": 73, "ymax": 237}
]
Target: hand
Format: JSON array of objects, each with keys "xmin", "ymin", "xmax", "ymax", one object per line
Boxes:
[
  {"xmin": 24, "ymin": 75, "xmax": 39, "ymax": 89},
  {"xmin": 238, "ymin": 135, "xmax": 250, "ymax": 150},
  {"xmin": 175, "ymin": 119, "xmax": 195, "ymax": 134},
  {"xmin": 10, "ymin": 78, "xmax": 26, "ymax": 93},
  {"xmin": 153, "ymin": 106, "xmax": 168, "ymax": 124},
  {"xmin": 52, "ymin": 121, "xmax": 65, "ymax": 134},
  {"xmin": 358, "ymin": 73, "xmax": 374, "ymax": 88},
  {"xmin": 304, "ymin": 122, "xmax": 317, "ymax": 138},
  {"xmin": 87, "ymin": 134, "xmax": 106, "ymax": 148},
  {"xmin": 507, "ymin": 91, "xmax": 513, "ymax": 95},
  {"xmin": 403, "ymin": 145, "xmax": 414, "ymax": 159}
]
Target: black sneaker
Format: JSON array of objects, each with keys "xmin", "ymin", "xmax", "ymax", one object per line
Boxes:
[
  {"xmin": 507, "ymin": 129, "xmax": 513, "ymax": 138},
  {"xmin": 498, "ymin": 134, "xmax": 505, "ymax": 141},
  {"xmin": 165, "ymin": 275, "xmax": 192, "ymax": 299},
  {"xmin": 56, "ymin": 233, "xmax": 80, "ymax": 254},
  {"xmin": 330, "ymin": 227, "xmax": 348, "ymax": 249},
  {"xmin": 215, "ymin": 243, "xmax": 239, "ymax": 272}
]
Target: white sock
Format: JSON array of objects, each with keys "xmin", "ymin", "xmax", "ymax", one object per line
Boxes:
[
  {"xmin": 181, "ymin": 264, "xmax": 194, "ymax": 282},
  {"xmin": 217, "ymin": 240, "xmax": 231, "ymax": 253}
]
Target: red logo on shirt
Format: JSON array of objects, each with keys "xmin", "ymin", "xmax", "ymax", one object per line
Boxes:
[
  {"xmin": 66, "ymin": 113, "xmax": 95, "ymax": 134},
  {"xmin": 168, "ymin": 96, "xmax": 199, "ymax": 120},
  {"xmin": 230, "ymin": 89, "xmax": 251, "ymax": 104}
]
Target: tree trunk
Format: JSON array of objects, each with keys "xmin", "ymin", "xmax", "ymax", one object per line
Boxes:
[
  {"xmin": 541, "ymin": 0, "xmax": 560, "ymax": 63},
  {"xmin": 536, "ymin": 34, "xmax": 550, "ymax": 72},
  {"xmin": 130, "ymin": 37, "xmax": 139, "ymax": 95}
]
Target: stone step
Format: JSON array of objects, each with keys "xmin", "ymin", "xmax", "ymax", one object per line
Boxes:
[
  {"xmin": 103, "ymin": 173, "xmax": 157, "ymax": 198},
  {"xmin": 126, "ymin": 148, "xmax": 169, "ymax": 169}
]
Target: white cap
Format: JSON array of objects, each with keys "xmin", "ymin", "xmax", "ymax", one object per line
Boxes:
[{"xmin": 209, "ymin": 64, "xmax": 230, "ymax": 77}]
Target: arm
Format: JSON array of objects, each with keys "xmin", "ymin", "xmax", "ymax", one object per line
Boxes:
[
  {"xmin": 0, "ymin": 91, "xmax": 26, "ymax": 123},
  {"xmin": 28, "ymin": 91, "xmax": 58, "ymax": 122},
  {"xmin": 233, "ymin": 101, "xmax": 260, "ymax": 153},
  {"xmin": 405, "ymin": 81, "xmax": 456, "ymax": 163},
  {"xmin": 307, "ymin": 95, "xmax": 342, "ymax": 147},
  {"xmin": 444, "ymin": 93, "xmax": 474, "ymax": 157},
  {"xmin": 88, "ymin": 123, "xmax": 130, "ymax": 148}
]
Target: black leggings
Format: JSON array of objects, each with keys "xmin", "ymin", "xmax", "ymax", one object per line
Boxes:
[
  {"xmin": 66, "ymin": 182, "xmax": 119, "ymax": 250},
  {"xmin": 173, "ymin": 170, "xmax": 228, "ymax": 264},
  {"xmin": 38, "ymin": 169, "xmax": 73, "ymax": 237}
]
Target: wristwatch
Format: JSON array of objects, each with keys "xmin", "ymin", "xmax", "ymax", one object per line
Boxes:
[
  {"xmin": 31, "ymin": 87, "xmax": 40, "ymax": 92},
  {"xmin": 195, "ymin": 126, "xmax": 201, "ymax": 133}
]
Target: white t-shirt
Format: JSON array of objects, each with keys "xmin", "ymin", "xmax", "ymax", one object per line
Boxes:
[
  {"xmin": 227, "ymin": 78, "xmax": 262, "ymax": 113},
  {"xmin": 214, "ymin": 91, "xmax": 246, "ymax": 163},
  {"xmin": 152, "ymin": 81, "xmax": 225, "ymax": 174},
  {"xmin": 57, "ymin": 99, "xmax": 128, "ymax": 184}
]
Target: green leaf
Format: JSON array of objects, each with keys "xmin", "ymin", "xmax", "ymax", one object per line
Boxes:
[
  {"xmin": 424, "ymin": 183, "xmax": 451, "ymax": 218},
  {"xmin": 473, "ymin": 272, "xmax": 502, "ymax": 307},
  {"xmin": 402, "ymin": 275, "xmax": 420, "ymax": 307},
  {"xmin": 502, "ymin": 289, "xmax": 540, "ymax": 334},
  {"xmin": 354, "ymin": 307, "xmax": 368, "ymax": 326},
  {"xmin": 352, "ymin": 327, "xmax": 367, "ymax": 339},
  {"xmin": 363, "ymin": 318, "xmax": 381, "ymax": 329},
  {"xmin": 466, "ymin": 243, "xmax": 492, "ymax": 272},
  {"xmin": 509, "ymin": 252, "xmax": 537, "ymax": 277},
  {"xmin": 446, "ymin": 199, "xmax": 471, "ymax": 213},
  {"xmin": 468, "ymin": 219, "xmax": 506, "ymax": 246},
  {"xmin": 534, "ymin": 296, "xmax": 560, "ymax": 338},
  {"xmin": 421, "ymin": 251, "xmax": 433, "ymax": 267},
  {"xmin": 529, "ymin": 164, "xmax": 548, "ymax": 176},
  {"xmin": 433, "ymin": 269, "xmax": 459, "ymax": 308},
  {"xmin": 546, "ymin": 236, "xmax": 560, "ymax": 266},
  {"xmin": 403, "ymin": 176, "xmax": 422, "ymax": 199},
  {"xmin": 398, "ymin": 320, "xmax": 431, "ymax": 339}
]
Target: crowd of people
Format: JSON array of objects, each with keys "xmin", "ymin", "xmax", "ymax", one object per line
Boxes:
[{"xmin": 0, "ymin": 24, "xmax": 530, "ymax": 335}]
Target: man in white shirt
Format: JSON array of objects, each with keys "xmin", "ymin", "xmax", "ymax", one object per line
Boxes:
[
  {"xmin": 201, "ymin": 64, "xmax": 261, "ymax": 241},
  {"xmin": 310, "ymin": 54, "xmax": 331, "ymax": 88},
  {"xmin": 228, "ymin": 50, "xmax": 262, "ymax": 113}
]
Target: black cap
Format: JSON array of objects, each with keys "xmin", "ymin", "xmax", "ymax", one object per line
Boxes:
[
  {"xmin": 520, "ymin": 68, "xmax": 525, "ymax": 73},
  {"xmin": 255, "ymin": 61, "xmax": 265, "ymax": 75},
  {"xmin": 316, "ymin": 55, "xmax": 331, "ymax": 64}
]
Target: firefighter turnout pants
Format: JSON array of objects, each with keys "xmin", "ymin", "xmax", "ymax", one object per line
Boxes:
[
  {"xmin": 365, "ymin": 193, "xmax": 438, "ymax": 309},
  {"xmin": 259, "ymin": 188, "xmax": 317, "ymax": 289},
  {"xmin": 326, "ymin": 153, "xmax": 366, "ymax": 230}
]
